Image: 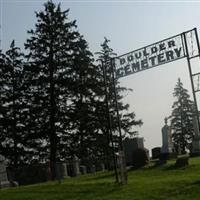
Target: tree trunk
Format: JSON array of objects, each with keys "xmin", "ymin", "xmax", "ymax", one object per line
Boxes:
[
  {"xmin": 49, "ymin": 44, "xmax": 57, "ymax": 180},
  {"xmin": 12, "ymin": 68, "xmax": 18, "ymax": 167}
]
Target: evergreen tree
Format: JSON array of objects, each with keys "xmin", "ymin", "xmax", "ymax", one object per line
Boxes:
[
  {"xmin": 170, "ymin": 78, "xmax": 195, "ymax": 154},
  {"xmin": 24, "ymin": 1, "xmax": 96, "ymax": 178},
  {"xmin": 0, "ymin": 41, "xmax": 26, "ymax": 166},
  {"xmin": 66, "ymin": 38, "xmax": 100, "ymax": 166},
  {"xmin": 96, "ymin": 38, "xmax": 143, "ymax": 167}
]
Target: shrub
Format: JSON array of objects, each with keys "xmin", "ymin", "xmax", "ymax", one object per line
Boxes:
[{"xmin": 132, "ymin": 148, "xmax": 149, "ymax": 168}]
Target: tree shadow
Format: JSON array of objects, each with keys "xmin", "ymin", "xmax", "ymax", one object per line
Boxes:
[
  {"xmin": 192, "ymin": 180, "xmax": 200, "ymax": 185},
  {"xmin": 147, "ymin": 160, "xmax": 167, "ymax": 169},
  {"xmin": 83, "ymin": 172, "xmax": 115, "ymax": 181},
  {"xmin": 164, "ymin": 164, "xmax": 188, "ymax": 170}
]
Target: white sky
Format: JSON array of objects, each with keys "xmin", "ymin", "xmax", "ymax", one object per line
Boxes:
[{"xmin": 1, "ymin": 0, "xmax": 200, "ymax": 152}]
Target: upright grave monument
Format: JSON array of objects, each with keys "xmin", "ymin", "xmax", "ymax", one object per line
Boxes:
[
  {"xmin": 0, "ymin": 155, "xmax": 10, "ymax": 189},
  {"xmin": 0, "ymin": 155, "xmax": 8, "ymax": 181},
  {"xmin": 161, "ymin": 118, "xmax": 173, "ymax": 154},
  {"xmin": 73, "ymin": 155, "xmax": 80, "ymax": 176}
]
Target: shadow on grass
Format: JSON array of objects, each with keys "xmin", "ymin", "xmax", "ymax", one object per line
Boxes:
[
  {"xmin": 83, "ymin": 172, "xmax": 115, "ymax": 181},
  {"xmin": 147, "ymin": 162, "xmax": 167, "ymax": 169},
  {"xmin": 127, "ymin": 166, "xmax": 139, "ymax": 171},
  {"xmin": 8, "ymin": 180, "xmax": 122, "ymax": 197},
  {"xmin": 77, "ymin": 182, "xmax": 122, "ymax": 194},
  {"xmin": 163, "ymin": 164, "xmax": 188, "ymax": 171},
  {"xmin": 127, "ymin": 165, "xmax": 150, "ymax": 171},
  {"xmin": 192, "ymin": 180, "xmax": 200, "ymax": 185},
  {"xmin": 62, "ymin": 181, "xmax": 123, "ymax": 199}
]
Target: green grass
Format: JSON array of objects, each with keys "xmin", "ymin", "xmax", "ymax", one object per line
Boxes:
[{"xmin": 1, "ymin": 157, "xmax": 200, "ymax": 200}]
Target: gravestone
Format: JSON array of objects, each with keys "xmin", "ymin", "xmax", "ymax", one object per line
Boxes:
[
  {"xmin": 161, "ymin": 118, "xmax": 173, "ymax": 154},
  {"xmin": 0, "ymin": 155, "xmax": 10, "ymax": 189},
  {"xmin": 55, "ymin": 162, "xmax": 69, "ymax": 181},
  {"xmin": 100, "ymin": 163, "xmax": 105, "ymax": 172},
  {"xmin": 175, "ymin": 156, "xmax": 189, "ymax": 167},
  {"xmin": 46, "ymin": 161, "xmax": 52, "ymax": 181},
  {"xmin": 152, "ymin": 147, "xmax": 161, "ymax": 159},
  {"xmin": 123, "ymin": 137, "xmax": 144, "ymax": 165},
  {"xmin": 90, "ymin": 165, "xmax": 96, "ymax": 173},
  {"xmin": 61, "ymin": 163, "xmax": 69, "ymax": 178},
  {"xmin": 0, "ymin": 155, "xmax": 8, "ymax": 182},
  {"xmin": 80, "ymin": 165, "xmax": 87, "ymax": 174},
  {"xmin": 73, "ymin": 156, "xmax": 80, "ymax": 176}
]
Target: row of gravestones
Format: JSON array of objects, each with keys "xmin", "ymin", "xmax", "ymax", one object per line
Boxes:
[
  {"xmin": 151, "ymin": 117, "xmax": 200, "ymax": 160},
  {"xmin": 0, "ymin": 155, "xmax": 106, "ymax": 187},
  {"xmin": 157, "ymin": 117, "xmax": 200, "ymax": 158},
  {"xmin": 60, "ymin": 156, "xmax": 105, "ymax": 178}
]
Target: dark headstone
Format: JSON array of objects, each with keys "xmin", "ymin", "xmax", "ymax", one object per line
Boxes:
[
  {"xmin": 90, "ymin": 165, "xmax": 96, "ymax": 173},
  {"xmin": 152, "ymin": 147, "xmax": 161, "ymax": 159},
  {"xmin": 132, "ymin": 148, "xmax": 149, "ymax": 168},
  {"xmin": 123, "ymin": 137, "xmax": 144, "ymax": 165},
  {"xmin": 100, "ymin": 163, "xmax": 105, "ymax": 172},
  {"xmin": 80, "ymin": 165, "xmax": 87, "ymax": 174},
  {"xmin": 175, "ymin": 156, "xmax": 189, "ymax": 167}
]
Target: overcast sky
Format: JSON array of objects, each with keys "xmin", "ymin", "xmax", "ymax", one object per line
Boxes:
[{"xmin": 1, "ymin": 0, "xmax": 200, "ymax": 152}]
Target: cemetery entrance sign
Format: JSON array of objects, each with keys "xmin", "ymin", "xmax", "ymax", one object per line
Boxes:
[
  {"xmin": 115, "ymin": 34, "xmax": 185, "ymax": 78},
  {"xmin": 110, "ymin": 28, "xmax": 200, "ymax": 184},
  {"xmin": 113, "ymin": 28, "xmax": 200, "ymax": 134}
]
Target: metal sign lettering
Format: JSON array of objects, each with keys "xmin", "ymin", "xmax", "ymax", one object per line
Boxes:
[{"xmin": 115, "ymin": 34, "xmax": 186, "ymax": 78}]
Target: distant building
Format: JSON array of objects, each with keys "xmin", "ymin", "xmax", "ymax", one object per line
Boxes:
[{"xmin": 123, "ymin": 137, "xmax": 145, "ymax": 166}]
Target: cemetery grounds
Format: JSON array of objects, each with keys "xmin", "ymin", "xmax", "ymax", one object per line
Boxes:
[{"xmin": 1, "ymin": 157, "xmax": 200, "ymax": 200}]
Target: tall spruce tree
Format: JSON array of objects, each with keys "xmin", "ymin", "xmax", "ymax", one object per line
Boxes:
[
  {"xmin": 24, "ymin": 1, "xmax": 90, "ymax": 178},
  {"xmin": 170, "ymin": 78, "xmax": 195, "ymax": 154},
  {"xmin": 0, "ymin": 41, "xmax": 26, "ymax": 166},
  {"xmin": 66, "ymin": 38, "xmax": 101, "ymax": 166},
  {"xmin": 96, "ymin": 38, "xmax": 143, "ymax": 167}
]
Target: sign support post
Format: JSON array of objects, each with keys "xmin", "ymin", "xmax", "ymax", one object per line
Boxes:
[
  {"xmin": 111, "ymin": 58, "xmax": 127, "ymax": 184},
  {"xmin": 101, "ymin": 60, "xmax": 119, "ymax": 183},
  {"xmin": 182, "ymin": 30, "xmax": 200, "ymax": 135}
]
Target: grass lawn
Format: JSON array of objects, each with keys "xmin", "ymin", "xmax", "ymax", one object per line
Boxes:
[{"xmin": 1, "ymin": 157, "xmax": 200, "ymax": 200}]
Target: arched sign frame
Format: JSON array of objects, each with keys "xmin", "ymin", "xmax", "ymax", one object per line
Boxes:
[{"xmin": 111, "ymin": 28, "xmax": 200, "ymax": 152}]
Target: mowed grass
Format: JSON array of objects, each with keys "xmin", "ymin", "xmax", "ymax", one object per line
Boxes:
[{"xmin": 1, "ymin": 157, "xmax": 200, "ymax": 200}]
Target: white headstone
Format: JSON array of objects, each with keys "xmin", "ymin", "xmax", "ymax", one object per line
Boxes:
[{"xmin": 161, "ymin": 118, "xmax": 173, "ymax": 154}]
